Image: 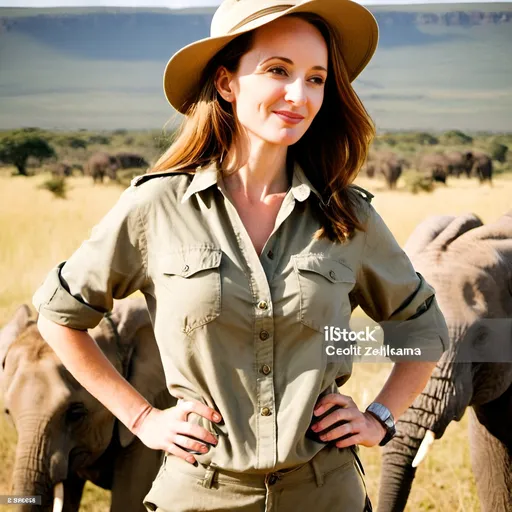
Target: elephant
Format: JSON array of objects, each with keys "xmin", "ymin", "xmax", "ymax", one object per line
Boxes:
[
  {"xmin": 85, "ymin": 152, "xmax": 120, "ymax": 184},
  {"xmin": 0, "ymin": 297, "xmax": 175, "ymax": 512},
  {"xmin": 362, "ymin": 151, "xmax": 405, "ymax": 189},
  {"xmin": 471, "ymin": 152, "xmax": 493, "ymax": 184},
  {"xmin": 416, "ymin": 153, "xmax": 451, "ymax": 183},
  {"xmin": 115, "ymin": 152, "xmax": 149, "ymax": 170},
  {"xmin": 50, "ymin": 162, "xmax": 72, "ymax": 178},
  {"xmin": 444, "ymin": 150, "xmax": 474, "ymax": 178},
  {"xmin": 377, "ymin": 211, "xmax": 512, "ymax": 512}
]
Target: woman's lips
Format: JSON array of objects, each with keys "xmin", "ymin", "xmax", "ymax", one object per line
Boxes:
[{"xmin": 273, "ymin": 111, "xmax": 304, "ymax": 125}]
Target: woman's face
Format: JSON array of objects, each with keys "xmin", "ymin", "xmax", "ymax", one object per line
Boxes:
[{"xmin": 217, "ymin": 16, "xmax": 328, "ymax": 147}]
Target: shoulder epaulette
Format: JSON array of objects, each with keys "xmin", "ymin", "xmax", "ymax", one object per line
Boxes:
[
  {"xmin": 131, "ymin": 170, "xmax": 194, "ymax": 187},
  {"xmin": 348, "ymin": 184, "xmax": 374, "ymax": 204}
]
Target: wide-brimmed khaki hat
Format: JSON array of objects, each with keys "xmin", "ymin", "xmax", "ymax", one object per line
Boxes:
[{"xmin": 163, "ymin": 0, "xmax": 379, "ymax": 114}]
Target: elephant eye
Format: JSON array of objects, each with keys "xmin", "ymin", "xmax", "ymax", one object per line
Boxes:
[
  {"xmin": 66, "ymin": 403, "xmax": 88, "ymax": 424},
  {"xmin": 4, "ymin": 408, "xmax": 9, "ymax": 415}
]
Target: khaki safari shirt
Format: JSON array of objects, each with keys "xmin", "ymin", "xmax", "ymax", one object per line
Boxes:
[{"xmin": 33, "ymin": 160, "xmax": 449, "ymax": 473}]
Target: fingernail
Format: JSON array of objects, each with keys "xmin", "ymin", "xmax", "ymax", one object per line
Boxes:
[
  {"xmin": 201, "ymin": 445, "xmax": 208, "ymax": 452},
  {"xmin": 314, "ymin": 406, "xmax": 324, "ymax": 415},
  {"xmin": 186, "ymin": 456, "xmax": 195, "ymax": 464},
  {"xmin": 311, "ymin": 424, "xmax": 319, "ymax": 432},
  {"xmin": 319, "ymin": 435, "xmax": 327, "ymax": 441},
  {"xmin": 213, "ymin": 413, "xmax": 221, "ymax": 422}
]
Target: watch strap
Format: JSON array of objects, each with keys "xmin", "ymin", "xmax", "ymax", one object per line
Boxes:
[{"xmin": 365, "ymin": 402, "xmax": 396, "ymax": 446}]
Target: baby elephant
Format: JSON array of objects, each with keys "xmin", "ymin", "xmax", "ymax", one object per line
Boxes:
[{"xmin": 0, "ymin": 298, "xmax": 175, "ymax": 512}]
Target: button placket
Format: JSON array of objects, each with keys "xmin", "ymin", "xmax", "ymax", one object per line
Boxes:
[{"xmin": 219, "ymin": 184, "xmax": 299, "ymax": 470}]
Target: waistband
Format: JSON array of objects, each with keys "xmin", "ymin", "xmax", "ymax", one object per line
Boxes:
[{"xmin": 164, "ymin": 443, "xmax": 359, "ymax": 490}]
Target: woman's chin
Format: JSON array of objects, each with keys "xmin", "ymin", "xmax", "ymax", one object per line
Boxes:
[{"xmin": 263, "ymin": 130, "xmax": 304, "ymax": 147}]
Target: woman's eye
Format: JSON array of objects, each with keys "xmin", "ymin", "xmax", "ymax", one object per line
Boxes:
[
  {"xmin": 266, "ymin": 67, "xmax": 325, "ymax": 84},
  {"xmin": 268, "ymin": 67, "xmax": 287, "ymax": 76}
]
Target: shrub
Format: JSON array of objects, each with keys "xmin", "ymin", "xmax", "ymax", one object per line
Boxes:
[
  {"xmin": 39, "ymin": 177, "xmax": 67, "ymax": 199},
  {"xmin": 403, "ymin": 171, "xmax": 434, "ymax": 194}
]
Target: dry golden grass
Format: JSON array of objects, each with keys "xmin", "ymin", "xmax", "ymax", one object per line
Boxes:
[{"xmin": 2, "ymin": 170, "xmax": 511, "ymax": 511}]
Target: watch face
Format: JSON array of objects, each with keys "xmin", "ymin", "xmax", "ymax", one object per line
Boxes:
[{"xmin": 369, "ymin": 402, "xmax": 392, "ymax": 422}]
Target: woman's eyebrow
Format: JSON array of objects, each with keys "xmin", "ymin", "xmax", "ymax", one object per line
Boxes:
[{"xmin": 260, "ymin": 56, "xmax": 327, "ymax": 72}]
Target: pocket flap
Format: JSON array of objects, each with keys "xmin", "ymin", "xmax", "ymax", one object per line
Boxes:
[
  {"xmin": 158, "ymin": 246, "xmax": 222, "ymax": 277},
  {"xmin": 293, "ymin": 256, "xmax": 355, "ymax": 284}
]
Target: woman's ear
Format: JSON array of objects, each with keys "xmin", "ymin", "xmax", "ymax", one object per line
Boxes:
[{"xmin": 215, "ymin": 66, "xmax": 235, "ymax": 103}]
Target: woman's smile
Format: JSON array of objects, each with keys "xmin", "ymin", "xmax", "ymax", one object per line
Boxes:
[{"xmin": 273, "ymin": 110, "xmax": 305, "ymax": 124}]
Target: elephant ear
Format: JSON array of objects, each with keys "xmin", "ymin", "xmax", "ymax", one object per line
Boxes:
[
  {"xmin": 108, "ymin": 298, "xmax": 171, "ymax": 448},
  {"xmin": 403, "ymin": 215, "xmax": 457, "ymax": 258},
  {"xmin": 426, "ymin": 213, "xmax": 484, "ymax": 253},
  {"xmin": 0, "ymin": 304, "xmax": 32, "ymax": 386},
  {"xmin": 457, "ymin": 210, "xmax": 512, "ymax": 297}
]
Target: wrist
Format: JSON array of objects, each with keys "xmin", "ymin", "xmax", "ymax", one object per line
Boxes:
[
  {"xmin": 129, "ymin": 402, "xmax": 153, "ymax": 435},
  {"xmin": 365, "ymin": 411, "xmax": 386, "ymax": 440}
]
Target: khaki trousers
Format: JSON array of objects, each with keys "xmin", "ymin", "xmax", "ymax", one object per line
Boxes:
[{"xmin": 143, "ymin": 443, "xmax": 372, "ymax": 512}]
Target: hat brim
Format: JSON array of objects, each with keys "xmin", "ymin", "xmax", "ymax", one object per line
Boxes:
[{"xmin": 163, "ymin": 0, "xmax": 378, "ymax": 114}]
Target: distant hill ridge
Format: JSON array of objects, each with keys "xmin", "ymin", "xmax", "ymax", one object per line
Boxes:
[
  {"xmin": 1, "ymin": 4, "xmax": 511, "ymax": 131},
  {"xmin": 1, "ymin": 8, "xmax": 512, "ymax": 31}
]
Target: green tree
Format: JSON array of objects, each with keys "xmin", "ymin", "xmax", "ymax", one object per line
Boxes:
[
  {"xmin": 440, "ymin": 130, "xmax": 473, "ymax": 145},
  {"xmin": 488, "ymin": 141, "xmax": 508, "ymax": 163},
  {"xmin": 0, "ymin": 130, "xmax": 56, "ymax": 176},
  {"xmin": 52, "ymin": 135, "xmax": 88, "ymax": 150}
]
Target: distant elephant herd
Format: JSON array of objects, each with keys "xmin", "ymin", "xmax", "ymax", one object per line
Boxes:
[
  {"xmin": 1, "ymin": 212, "xmax": 511, "ymax": 512},
  {"xmin": 363, "ymin": 149, "xmax": 493, "ymax": 189},
  {"xmin": 50, "ymin": 151, "xmax": 149, "ymax": 183},
  {"xmin": 49, "ymin": 150, "xmax": 494, "ymax": 190}
]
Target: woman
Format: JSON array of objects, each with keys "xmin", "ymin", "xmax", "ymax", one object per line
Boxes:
[{"xmin": 33, "ymin": 0, "xmax": 449, "ymax": 510}]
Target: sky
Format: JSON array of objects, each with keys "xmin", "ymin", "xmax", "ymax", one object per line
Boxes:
[{"xmin": 0, "ymin": 0, "xmax": 506, "ymax": 7}]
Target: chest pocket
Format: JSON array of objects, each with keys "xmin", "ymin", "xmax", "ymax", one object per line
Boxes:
[
  {"xmin": 156, "ymin": 245, "xmax": 222, "ymax": 333},
  {"xmin": 293, "ymin": 255, "xmax": 355, "ymax": 333}
]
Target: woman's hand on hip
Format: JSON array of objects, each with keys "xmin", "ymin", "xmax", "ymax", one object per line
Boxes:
[
  {"xmin": 135, "ymin": 398, "xmax": 221, "ymax": 464},
  {"xmin": 310, "ymin": 393, "xmax": 386, "ymax": 448}
]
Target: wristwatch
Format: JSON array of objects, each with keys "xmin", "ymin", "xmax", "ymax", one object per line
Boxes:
[{"xmin": 365, "ymin": 402, "xmax": 396, "ymax": 446}]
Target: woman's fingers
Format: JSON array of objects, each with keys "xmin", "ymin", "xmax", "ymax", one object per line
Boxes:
[
  {"xmin": 165, "ymin": 442, "xmax": 198, "ymax": 464},
  {"xmin": 335, "ymin": 433, "xmax": 363, "ymax": 449},
  {"xmin": 175, "ymin": 398, "xmax": 222, "ymax": 424},
  {"xmin": 172, "ymin": 433, "xmax": 211, "ymax": 454},
  {"xmin": 314, "ymin": 393, "xmax": 355, "ymax": 415},
  {"xmin": 311, "ymin": 406, "xmax": 359, "ymax": 433},
  {"xmin": 317, "ymin": 416, "xmax": 365, "ymax": 442},
  {"xmin": 176, "ymin": 420, "xmax": 219, "ymax": 447}
]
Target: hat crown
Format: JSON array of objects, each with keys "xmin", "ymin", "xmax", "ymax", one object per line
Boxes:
[{"xmin": 211, "ymin": 0, "xmax": 299, "ymax": 37}]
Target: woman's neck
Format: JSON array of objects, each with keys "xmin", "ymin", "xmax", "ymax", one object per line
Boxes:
[{"xmin": 221, "ymin": 136, "xmax": 290, "ymax": 203}]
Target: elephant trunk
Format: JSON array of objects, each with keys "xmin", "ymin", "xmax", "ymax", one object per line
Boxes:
[
  {"xmin": 10, "ymin": 417, "xmax": 68, "ymax": 511},
  {"xmin": 377, "ymin": 351, "xmax": 473, "ymax": 512}
]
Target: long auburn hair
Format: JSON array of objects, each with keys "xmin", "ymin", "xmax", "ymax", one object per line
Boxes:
[{"xmin": 150, "ymin": 12, "xmax": 376, "ymax": 243}]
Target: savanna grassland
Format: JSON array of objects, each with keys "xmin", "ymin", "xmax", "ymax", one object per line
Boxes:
[{"xmin": 0, "ymin": 128, "xmax": 511, "ymax": 511}]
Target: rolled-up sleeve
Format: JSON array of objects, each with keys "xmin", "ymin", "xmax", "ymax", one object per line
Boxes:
[
  {"xmin": 353, "ymin": 204, "xmax": 449, "ymax": 362},
  {"xmin": 32, "ymin": 185, "xmax": 147, "ymax": 331}
]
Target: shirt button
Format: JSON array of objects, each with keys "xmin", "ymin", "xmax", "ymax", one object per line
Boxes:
[
  {"xmin": 267, "ymin": 250, "xmax": 274, "ymax": 260},
  {"xmin": 261, "ymin": 364, "xmax": 271, "ymax": 375},
  {"xmin": 257, "ymin": 300, "xmax": 268, "ymax": 310},
  {"xmin": 259, "ymin": 330, "xmax": 270, "ymax": 341},
  {"xmin": 329, "ymin": 270, "xmax": 336, "ymax": 280},
  {"xmin": 261, "ymin": 407, "xmax": 271, "ymax": 416}
]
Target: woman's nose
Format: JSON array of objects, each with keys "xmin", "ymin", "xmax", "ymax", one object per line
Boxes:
[{"xmin": 284, "ymin": 78, "xmax": 307, "ymax": 106}]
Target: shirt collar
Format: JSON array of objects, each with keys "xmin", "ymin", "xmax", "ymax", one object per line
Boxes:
[{"xmin": 180, "ymin": 159, "xmax": 323, "ymax": 204}]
